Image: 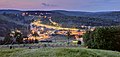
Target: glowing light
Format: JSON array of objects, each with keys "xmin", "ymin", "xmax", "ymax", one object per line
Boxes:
[
  {"xmin": 35, "ymin": 13, "xmax": 37, "ymax": 14},
  {"xmin": 44, "ymin": 16, "xmax": 47, "ymax": 18},
  {"xmin": 11, "ymin": 31, "xmax": 15, "ymax": 34},
  {"xmin": 22, "ymin": 13, "xmax": 25, "ymax": 16}
]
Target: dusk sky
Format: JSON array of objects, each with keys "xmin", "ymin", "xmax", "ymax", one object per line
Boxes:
[{"xmin": 0, "ymin": 0, "xmax": 120, "ymax": 12}]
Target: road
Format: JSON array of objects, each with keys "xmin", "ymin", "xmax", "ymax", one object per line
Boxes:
[{"xmin": 32, "ymin": 20, "xmax": 79, "ymax": 31}]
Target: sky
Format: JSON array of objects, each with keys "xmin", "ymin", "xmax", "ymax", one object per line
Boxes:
[{"xmin": 0, "ymin": 0, "xmax": 120, "ymax": 12}]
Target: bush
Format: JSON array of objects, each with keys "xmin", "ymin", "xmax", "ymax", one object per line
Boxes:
[{"xmin": 83, "ymin": 26, "xmax": 120, "ymax": 51}]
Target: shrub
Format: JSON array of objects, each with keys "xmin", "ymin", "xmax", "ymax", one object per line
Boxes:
[{"xmin": 83, "ymin": 26, "xmax": 120, "ymax": 51}]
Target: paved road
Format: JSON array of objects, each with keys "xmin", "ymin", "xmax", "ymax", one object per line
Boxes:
[{"xmin": 0, "ymin": 44, "xmax": 81, "ymax": 49}]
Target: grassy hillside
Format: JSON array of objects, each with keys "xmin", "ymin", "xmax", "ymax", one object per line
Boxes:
[{"xmin": 0, "ymin": 48, "xmax": 120, "ymax": 57}]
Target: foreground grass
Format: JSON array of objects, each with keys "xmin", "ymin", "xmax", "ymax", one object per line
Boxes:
[{"xmin": 0, "ymin": 48, "xmax": 120, "ymax": 57}]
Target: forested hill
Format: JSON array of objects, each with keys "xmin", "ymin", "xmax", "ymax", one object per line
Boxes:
[
  {"xmin": 53, "ymin": 10, "xmax": 120, "ymax": 21},
  {"xmin": 0, "ymin": 14, "xmax": 29, "ymax": 37},
  {"xmin": 0, "ymin": 10, "xmax": 120, "ymax": 36}
]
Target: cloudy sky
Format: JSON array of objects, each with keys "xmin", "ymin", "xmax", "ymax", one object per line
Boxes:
[{"xmin": 0, "ymin": 0, "xmax": 120, "ymax": 11}]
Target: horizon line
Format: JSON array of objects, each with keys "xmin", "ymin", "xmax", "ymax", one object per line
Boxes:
[{"xmin": 0, "ymin": 8, "xmax": 120, "ymax": 12}]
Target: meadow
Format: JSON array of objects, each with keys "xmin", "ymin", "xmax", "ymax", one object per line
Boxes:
[{"xmin": 0, "ymin": 48, "xmax": 120, "ymax": 57}]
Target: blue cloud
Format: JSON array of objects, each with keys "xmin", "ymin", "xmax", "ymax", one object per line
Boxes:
[{"xmin": 41, "ymin": 3, "xmax": 57, "ymax": 7}]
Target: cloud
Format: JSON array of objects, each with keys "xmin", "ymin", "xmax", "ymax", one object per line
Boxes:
[
  {"xmin": 91, "ymin": 0, "xmax": 117, "ymax": 3},
  {"xmin": 41, "ymin": 3, "xmax": 58, "ymax": 7}
]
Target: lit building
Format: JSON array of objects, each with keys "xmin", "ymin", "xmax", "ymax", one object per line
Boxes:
[{"xmin": 21, "ymin": 11, "xmax": 52, "ymax": 16}]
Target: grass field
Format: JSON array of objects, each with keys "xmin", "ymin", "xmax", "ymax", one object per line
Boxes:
[{"xmin": 0, "ymin": 48, "xmax": 120, "ymax": 57}]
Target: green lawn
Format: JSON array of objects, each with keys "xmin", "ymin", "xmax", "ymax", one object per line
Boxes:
[{"xmin": 0, "ymin": 48, "xmax": 120, "ymax": 57}]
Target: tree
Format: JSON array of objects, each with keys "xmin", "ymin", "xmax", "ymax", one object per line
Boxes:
[
  {"xmin": 32, "ymin": 32, "xmax": 39, "ymax": 43},
  {"xmin": 35, "ymin": 39, "xmax": 39, "ymax": 43},
  {"xmin": 83, "ymin": 26, "xmax": 120, "ymax": 51},
  {"xmin": 4, "ymin": 33, "xmax": 13, "ymax": 44},
  {"xmin": 15, "ymin": 32, "xmax": 23, "ymax": 44},
  {"xmin": 4, "ymin": 30, "xmax": 23, "ymax": 44}
]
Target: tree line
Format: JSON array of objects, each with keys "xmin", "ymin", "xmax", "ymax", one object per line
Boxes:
[{"xmin": 83, "ymin": 26, "xmax": 120, "ymax": 51}]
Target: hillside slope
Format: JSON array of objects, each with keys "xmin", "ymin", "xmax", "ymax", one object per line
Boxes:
[
  {"xmin": 0, "ymin": 14, "xmax": 29, "ymax": 37},
  {"xmin": 53, "ymin": 10, "xmax": 120, "ymax": 21}
]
